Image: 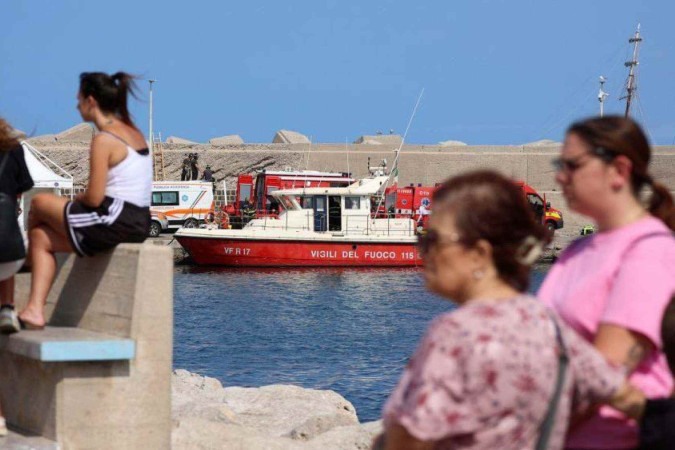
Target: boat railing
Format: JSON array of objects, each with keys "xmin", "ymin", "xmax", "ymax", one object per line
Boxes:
[{"xmin": 245, "ymin": 212, "xmax": 420, "ymax": 237}]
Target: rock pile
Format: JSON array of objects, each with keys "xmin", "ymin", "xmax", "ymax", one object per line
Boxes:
[{"xmin": 172, "ymin": 369, "xmax": 382, "ymax": 450}]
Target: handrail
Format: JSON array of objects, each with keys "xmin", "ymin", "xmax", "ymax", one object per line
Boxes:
[{"xmin": 240, "ymin": 211, "xmax": 419, "ymax": 237}]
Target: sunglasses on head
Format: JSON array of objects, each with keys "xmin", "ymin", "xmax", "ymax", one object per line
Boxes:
[
  {"xmin": 551, "ymin": 147, "xmax": 616, "ymax": 173},
  {"xmin": 417, "ymin": 230, "xmax": 461, "ymax": 256}
]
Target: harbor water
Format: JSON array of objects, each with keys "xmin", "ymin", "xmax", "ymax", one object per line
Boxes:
[{"xmin": 174, "ymin": 266, "xmax": 548, "ymax": 422}]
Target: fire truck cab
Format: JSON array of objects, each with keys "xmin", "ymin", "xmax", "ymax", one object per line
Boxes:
[{"xmin": 514, "ymin": 181, "xmax": 564, "ymax": 231}]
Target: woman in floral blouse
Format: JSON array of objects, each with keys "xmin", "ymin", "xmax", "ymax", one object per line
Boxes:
[{"xmin": 376, "ymin": 171, "xmax": 645, "ymax": 450}]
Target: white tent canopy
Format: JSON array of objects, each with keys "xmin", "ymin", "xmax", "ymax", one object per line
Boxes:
[{"xmin": 21, "ymin": 141, "xmax": 73, "ymax": 189}]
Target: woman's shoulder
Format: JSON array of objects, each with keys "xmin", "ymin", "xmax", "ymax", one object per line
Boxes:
[{"xmin": 95, "ymin": 126, "xmax": 146, "ymax": 150}]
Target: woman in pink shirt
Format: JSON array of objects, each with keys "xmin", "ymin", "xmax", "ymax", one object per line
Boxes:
[
  {"xmin": 538, "ymin": 116, "xmax": 675, "ymax": 449},
  {"xmin": 377, "ymin": 171, "xmax": 644, "ymax": 450}
]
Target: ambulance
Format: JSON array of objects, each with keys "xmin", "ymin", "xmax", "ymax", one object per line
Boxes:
[{"xmin": 150, "ymin": 181, "xmax": 214, "ymax": 229}]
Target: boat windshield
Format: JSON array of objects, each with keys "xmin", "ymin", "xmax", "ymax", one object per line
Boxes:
[
  {"xmin": 296, "ymin": 196, "xmax": 313, "ymax": 209},
  {"xmin": 277, "ymin": 195, "xmax": 299, "ymax": 211}
]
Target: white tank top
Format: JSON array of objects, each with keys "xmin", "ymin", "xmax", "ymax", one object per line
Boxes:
[{"xmin": 100, "ymin": 131, "xmax": 152, "ymax": 207}]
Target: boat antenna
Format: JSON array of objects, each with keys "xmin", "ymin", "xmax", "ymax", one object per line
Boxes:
[
  {"xmin": 345, "ymin": 137, "xmax": 351, "ymax": 178},
  {"xmin": 372, "ymin": 88, "xmax": 425, "ymax": 217},
  {"xmin": 304, "ymin": 136, "xmax": 312, "ymax": 171},
  {"xmin": 621, "ymin": 24, "xmax": 642, "ymax": 117},
  {"xmin": 598, "ymin": 76, "xmax": 609, "ymax": 117}
]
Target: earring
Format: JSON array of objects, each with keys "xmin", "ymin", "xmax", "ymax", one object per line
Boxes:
[{"xmin": 472, "ymin": 269, "xmax": 484, "ymax": 280}]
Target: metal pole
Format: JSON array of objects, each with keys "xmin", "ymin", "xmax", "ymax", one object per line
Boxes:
[
  {"xmin": 148, "ymin": 79, "xmax": 156, "ymax": 178},
  {"xmin": 623, "ymin": 25, "xmax": 642, "ymax": 117},
  {"xmin": 598, "ymin": 76, "xmax": 608, "ymax": 117}
]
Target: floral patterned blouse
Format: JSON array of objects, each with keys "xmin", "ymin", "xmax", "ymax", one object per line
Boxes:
[{"xmin": 382, "ymin": 295, "xmax": 624, "ymax": 450}]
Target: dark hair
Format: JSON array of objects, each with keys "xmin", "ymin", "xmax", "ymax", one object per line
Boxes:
[
  {"xmin": 661, "ymin": 294, "xmax": 675, "ymax": 376},
  {"xmin": 79, "ymin": 72, "xmax": 139, "ymax": 127},
  {"xmin": 431, "ymin": 170, "xmax": 551, "ymax": 292},
  {"xmin": 0, "ymin": 117, "xmax": 21, "ymax": 152},
  {"xmin": 568, "ymin": 116, "xmax": 675, "ymax": 231}
]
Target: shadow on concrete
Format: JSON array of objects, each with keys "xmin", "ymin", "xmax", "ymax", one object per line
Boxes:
[{"xmin": 49, "ymin": 251, "xmax": 113, "ymax": 327}]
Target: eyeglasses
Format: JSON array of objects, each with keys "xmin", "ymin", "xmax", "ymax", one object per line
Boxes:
[
  {"xmin": 417, "ymin": 230, "xmax": 461, "ymax": 256},
  {"xmin": 551, "ymin": 147, "xmax": 616, "ymax": 173}
]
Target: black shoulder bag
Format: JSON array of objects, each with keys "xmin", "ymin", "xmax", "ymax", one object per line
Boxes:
[{"xmin": 0, "ymin": 151, "xmax": 27, "ymax": 263}]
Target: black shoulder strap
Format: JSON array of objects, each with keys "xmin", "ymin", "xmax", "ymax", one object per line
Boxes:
[{"xmin": 98, "ymin": 130, "xmax": 131, "ymax": 147}]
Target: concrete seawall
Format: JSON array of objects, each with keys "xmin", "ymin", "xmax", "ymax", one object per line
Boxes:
[{"xmin": 28, "ymin": 139, "xmax": 675, "ymax": 234}]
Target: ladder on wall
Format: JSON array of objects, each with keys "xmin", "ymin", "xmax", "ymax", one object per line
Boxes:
[{"xmin": 152, "ymin": 132, "xmax": 165, "ymax": 181}]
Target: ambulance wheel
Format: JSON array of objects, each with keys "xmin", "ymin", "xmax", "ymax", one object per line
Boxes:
[
  {"xmin": 149, "ymin": 221, "xmax": 162, "ymax": 238},
  {"xmin": 183, "ymin": 218, "xmax": 199, "ymax": 229}
]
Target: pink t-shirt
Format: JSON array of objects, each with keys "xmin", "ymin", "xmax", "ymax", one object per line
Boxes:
[
  {"xmin": 538, "ymin": 216, "xmax": 675, "ymax": 449},
  {"xmin": 382, "ymin": 295, "xmax": 624, "ymax": 450}
]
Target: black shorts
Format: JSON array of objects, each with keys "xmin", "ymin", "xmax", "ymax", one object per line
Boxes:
[{"xmin": 64, "ymin": 196, "xmax": 150, "ymax": 257}]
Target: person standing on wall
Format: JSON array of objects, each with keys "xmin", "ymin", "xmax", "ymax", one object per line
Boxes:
[
  {"xmin": 190, "ymin": 153, "xmax": 199, "ymax": 181},
  {"xmin": 202, "ymin": 165, "xmax": 213, "ymax": 182},
  {"xmin": 18, "ymin": 72, "xmax": 152, "ymax": 330},
  {"xmin": 538, "ymin": 116, "xmax": 675, "ymax": 449},
  {"xmin": 180, "ymin": 153, "xmax": 189, "ymax": 181}
]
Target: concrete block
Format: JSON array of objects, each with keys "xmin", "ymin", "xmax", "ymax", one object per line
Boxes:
[
  {"xmin": 209, "ymin": 134, "xmax": 244, "ymax": 145},
  {"xmin": 55, "ymin": 123, "xmax": 95, "ymax": 143},
  {"xmin": 273, "ymin": 130, "xmax": 311, "ymax": 144},
  {"xmin": 0, "ymin": 243, "xmax": 173, "ymax": 449}
]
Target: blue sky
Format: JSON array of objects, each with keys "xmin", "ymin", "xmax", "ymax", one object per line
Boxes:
[{"xmin": 2, "ymin": 0, "xmax": 673, "ymax": 145}]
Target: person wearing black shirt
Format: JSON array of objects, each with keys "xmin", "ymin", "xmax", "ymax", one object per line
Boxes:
[
  {"xmin": 202, "ymin": 165, "xmax": 213, "ymax": 182},
  {"xmin": 0, "ymin": 117, "xmax": 34, "ymax": 436},
  {"xmin": 190, "ymin": 154, "xmax": 199, "ymax": 181},
  {"xmin": 180, "ymin": 154, "xmax": 189, "ymax": 181}
]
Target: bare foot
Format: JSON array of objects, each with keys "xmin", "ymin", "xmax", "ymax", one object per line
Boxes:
[{"xmin": 17, "ymin": 308, "xmax": 45, "ymax": 329}]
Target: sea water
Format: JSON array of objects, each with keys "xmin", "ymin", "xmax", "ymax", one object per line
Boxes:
[{"xmin": 174, "ymin": 266, "xmax": 548, "ymax": 422}]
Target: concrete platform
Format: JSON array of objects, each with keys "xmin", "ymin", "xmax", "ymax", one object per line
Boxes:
[
  {"xmin": 0, "ymin": 430, "xmax": 59, "ymax": 449},
  {"xmin": 0, "ymin": 327, "xmax": 135, "ymax": 362}
]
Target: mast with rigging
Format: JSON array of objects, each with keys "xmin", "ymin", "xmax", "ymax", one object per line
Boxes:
[{"xmin": 621, "ymin": 24, "xmax": 642, "ymax": 117}]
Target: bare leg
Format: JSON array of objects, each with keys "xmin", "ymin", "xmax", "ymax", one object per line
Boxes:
[
  {"xmin": 19, "ymin": 194, "xmax": 73, "ymax": 327},
  {"xmin": 28, "ymin": 193, "xmax": 69, "ymax": 235},
  {"xmin": 0, "ymin": 278, "xmax": 13, "ymax": 306},
  {"xmin": 18, "ymin": 226, "xmax": 73, "ymax": 327}
]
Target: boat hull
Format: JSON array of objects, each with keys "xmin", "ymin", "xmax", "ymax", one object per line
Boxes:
[{"xmin": 176, "ymin": 236, "xmax": 423, "ymax": 267}]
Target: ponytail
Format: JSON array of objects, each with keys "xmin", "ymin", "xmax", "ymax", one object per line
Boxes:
[
  {"xmin": 79, "ymin": 71, "xmax": 139, "ymax": 128},
  {"xmin": 110, "ymin": 72, "xmax": 138, "ymax": 127},
  {"xmin": 649, "ymin": 181, "xmax": 675, "ymax": 231}
]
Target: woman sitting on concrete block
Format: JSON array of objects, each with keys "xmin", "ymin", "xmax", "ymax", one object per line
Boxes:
[{"xmin": 18, "ymin": 72, "xmax": 152, "ymax": 330}]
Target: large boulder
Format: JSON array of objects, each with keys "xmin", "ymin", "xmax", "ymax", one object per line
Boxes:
[
  {"xmin": 166, "ymin": 136, "xmax": 198, "ymax": 144},
  {"xmin": 55, "ymin": 123, "xmax": 95, "ymax": 142},
  {"xmin": 353, "ymin": 135, "xmax": 402, "ymax": 146},
  {"xmin": 523, "ymin": 139, "xmax": 560, "ymax": 146},
  {"xmin": 273, "ymin": 130, "xmax": 311, "ymax": 144},
  {"xmin": 209, "ymin": 135, "xmax": 244, "ymax": 145},
  {"xmin": 438, "ymin": 140, "xmax": 467, "ymax": 146},
  {"xmin": 171, "ymin": 370, "xmax": 379, "ymax": 450}
]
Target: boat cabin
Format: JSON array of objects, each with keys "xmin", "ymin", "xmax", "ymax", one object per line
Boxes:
[{"xmin": 244, "ymin": 176, "xmax": 416, "ymax": 236}]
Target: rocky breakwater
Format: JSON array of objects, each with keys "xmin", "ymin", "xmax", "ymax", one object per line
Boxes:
[{"xmin": 172, "ymin": 369, "xmax": 383, "ymax": 450}]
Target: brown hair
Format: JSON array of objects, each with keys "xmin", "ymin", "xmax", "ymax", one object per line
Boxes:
[
  {"xmin": 431, "ymin": 170, "xmax": 551, "ymax": 292},
  {"xmin": 568, "ymin": 116, "xmax": 675, "ymax": 231},
  {"xmin": 79, "ymin": 72, "xmax": 139, "ymax": 127},
  {"xmin": 0, "ymin": 117, "xmax": 21, "ymax": 152},
  {"xmin": 661, "ymin": 294, "xmax": 675, "ymax": 376}
]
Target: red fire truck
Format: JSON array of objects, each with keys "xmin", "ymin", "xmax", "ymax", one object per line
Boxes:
[
  {"xmin": 225, "ymin": 169, "xmax": 354, "ymax": 227},
  {"xmin": 384, "ymin": 181, "xmax": 564, "ymax": 232}
]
